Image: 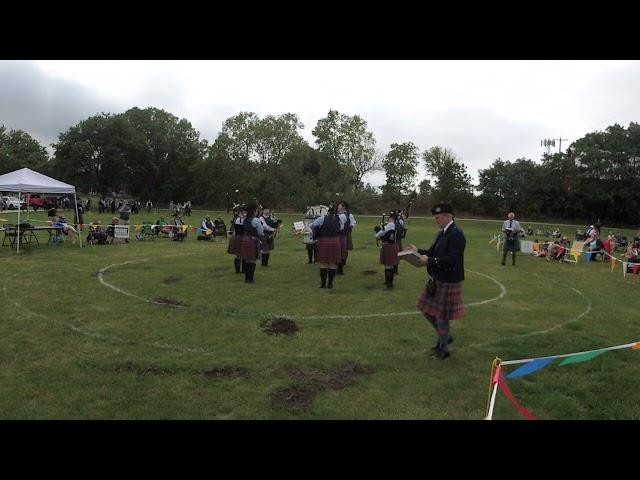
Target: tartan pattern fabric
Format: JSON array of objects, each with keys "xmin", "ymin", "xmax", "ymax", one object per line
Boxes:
[
  {"xmin": 416, "ymin": 280, "xmax": 465, "ymax": 321},
  {"xmin": 379, "ymin": 242, "xmax": 401, "ymax": 266},
  {"xmin": 261, "ymin": 235, "xmax": 274, "ymax": 252},
  {"xmin": 227, "ymin": 235, "xmax": 241, "ymax": 255},
  {"xmin": 338, "ymin": 235, "xmax": 348, "ymax": 260},
  {"xmin": 239, "ymin": 235, "xmax": 260, "ymax": 262},
  {"xmin": 503, "ymin": 236, "xmax": 520, "ymax": 252},
  {"xmin": 317, "ymin": 236, "xmax": 342, "ymax": 264}
]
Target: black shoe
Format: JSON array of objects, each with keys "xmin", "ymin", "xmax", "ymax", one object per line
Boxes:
[
  {"xmin": 430, "ymin": 350, "xmax": 450, "ymax": 360},
  {"xmin": 320, "ymin": 285, "xmax": 326, "ymax": 288},
  {"xmin": 328, "ymin": 283, "xmax": 333, "ymax": 289},
  {"xmin": 501, "ymin": 262, "xmax": 505, "ymax": 266},
  {"xmin": 430, "ymin": 337, "xmax": 453, "ymax": 352},
  {"xmin": 385, "ymin": 283, "xmax": 393, "ymax": 288}
]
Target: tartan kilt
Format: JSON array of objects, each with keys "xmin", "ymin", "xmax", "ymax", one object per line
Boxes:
[
  {"xmin": 261, "ymin": 234, "xmax": 275, "ymax": 253},
  {"xmin": 317, "ymin": 236, "xmax": 342, "ymax": 264},
  {"xmin": 347, "ymin": 232, "xmax": 353, "ymax": 250},
  {"xmin": 227, "ymin": 235, "xmax": 241, "ymax": 255},
  {"xmin": 379, "ymin": 242, "xmax": 401, "ymax": 266},
  {"xmin": 338, "ymin": 234, "xmax": 348, "ymax": 259},
  {"xmin": 416, "ymin": 280, "xmax": 465, "ymax": 321},
  {"xmin": 503, "ymin": 236, "xmax": 520, "ymax": 252},
  {"xmin": 239, "ymin": 235, "xmax": 260, "ymax": 262}
]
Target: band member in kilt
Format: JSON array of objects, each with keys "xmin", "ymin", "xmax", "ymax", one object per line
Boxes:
[
  {"xmin": 395, "ymin": 211, "xmax": 406, "ymax": 275},
  {"xmin": 336, "ymin": 201, "xmax": 356, "ymax": 275},
  {"xmin": 501, "ymin": 212, "xmax": 521, "ymax": 266},
  {"xmin": 375, "ymin": 211, "xmax": 402, "ymax": 288},
  {"xmin": 227, "ymin": 205, "xmax": 246, "ymax": 274},
  {"xmin": 407, "ymin": 203, "xmax": 466, "ymax": 360},
  {"xmin": 311, "ymin": 206, "xmax": 342, "ymax": 288},
  {"xmin": 259, "ymin": 206, "xmax": 277, "ymax": 267},
  {"xmin": 239, "ymin": 201, "xmax": 264, "ymax": 283}
]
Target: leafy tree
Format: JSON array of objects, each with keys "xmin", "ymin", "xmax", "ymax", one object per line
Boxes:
[
  {"xmin": 123, "ymin": 107, "xmax": 205, "ymax": 202},
  {"xmin": 383, "ymin": 142, "xmax": 419, "ymax": 198},
  {"xmin": 312, "ymin": 110, "xmax": 380, "ymax": 193},
  {"xmin": 51, "ymin": 113, "xmax": 133, "ymax": 195},
  {"xmin": 0, "ymin": 125, "xmax": 49, "ymax": 175},
  {"xmin": 422, "ymin": 146, "xmax": 474, "ymax": 209}
]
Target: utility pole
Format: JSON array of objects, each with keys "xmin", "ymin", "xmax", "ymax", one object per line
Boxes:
[{"xmin": 540, "ymin": 137, "xmax": 569, "ymax": 154}]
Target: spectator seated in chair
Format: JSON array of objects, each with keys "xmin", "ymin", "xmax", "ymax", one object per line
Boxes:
[
  {"xmin": 623, "ymin": 241, "xmax": 640, "ymax": 272},
  {"xmin": 198, "ymin": 215, "xmax": 215, "ymax": 240},
  {"xmin": 171, "ymin": 214, "xmax": 187, "ymax": 242},
  {"xmin": 106, "ymin": 217, "xmax": 119, "ymax": 244},
  {"xmin": 156, "ymin": 217, "xmax": 173, "ymax": 236},
  {"xmin": 87, "ymin": 220, "xmax": 108, "ymax": 245},
  {"xmin": 52, "ymin": 216, "xmax": 79, "ymax": 244}
]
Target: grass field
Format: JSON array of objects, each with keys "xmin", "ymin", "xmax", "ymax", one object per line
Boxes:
[{"xmin": 1, "ymin": 209, "xmax": 639, "ymax": 419}]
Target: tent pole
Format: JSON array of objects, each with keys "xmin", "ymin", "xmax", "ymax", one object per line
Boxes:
[
  {"xmin": 17, "ymin": 191, "xmax": 21, "ymax": 253},
  {"xmin": 74, "ymin": 193, "xmax": 82, "ymax": 249}
]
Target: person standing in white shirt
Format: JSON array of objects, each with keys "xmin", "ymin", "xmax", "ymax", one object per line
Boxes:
[{"xmin": 501, "ymin": 212, "xmax": 522, "ymax": 266}]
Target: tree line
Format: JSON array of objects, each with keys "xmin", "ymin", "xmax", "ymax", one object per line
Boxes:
[{"xmin": 1, "ymin": 109, "xmax": 639, "ymax": 225}]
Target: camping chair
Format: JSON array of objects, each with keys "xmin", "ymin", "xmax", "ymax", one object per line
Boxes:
[
  {"xmin": 554, "ymin": 245, "xmax": 567, "ymax": 262},
  {"xmin": 562, "ymin": 241, "xmax": 584, "ymax": 265},
  {"xmin": 2, "ymin": 224, "xmax": 17, "ymax": 248},
  {"xmin": 142, "ymin": 224, "xmax": 156, "ymax": 241}
]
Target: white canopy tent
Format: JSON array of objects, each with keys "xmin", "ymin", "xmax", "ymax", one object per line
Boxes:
[{"xmin": 0, "ymin": 168, "xmax": 82, "ymax": 252}]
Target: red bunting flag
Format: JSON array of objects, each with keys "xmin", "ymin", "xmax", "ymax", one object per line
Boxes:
[{"xmin": 497, "ymin": 370, "xmax": 538, "ymax": 420}]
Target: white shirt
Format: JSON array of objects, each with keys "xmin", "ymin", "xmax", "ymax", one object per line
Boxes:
[
  {"xmin": 442, "ymin": 220, "xmax": 454, "ymax": 234},
  {"xmin": 502, "ymin": 219, "xmax": 521, "ymax": 234}
]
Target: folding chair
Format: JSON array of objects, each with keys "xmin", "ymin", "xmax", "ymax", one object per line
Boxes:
[
  {"xmin": 2, "ymin": 224, "xmax": 17, "ymax": 248},
  {"xmin": 563, "ymin": 241, "xmax": 584, "ymax": 265}
]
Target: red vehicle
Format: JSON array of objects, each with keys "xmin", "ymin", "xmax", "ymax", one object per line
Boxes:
[{"xmin": 27, "ymin": 194, "xmax": 56, "ymax": 211}]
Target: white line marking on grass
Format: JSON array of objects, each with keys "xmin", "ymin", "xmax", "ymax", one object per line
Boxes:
[
  {"xmin": 467, "ymin": 287, "xmax": 591, "ymax": 349},
  {"xmin": 298, "ymin": 269, "xmax": 507, "ymax": 319},
  {"xmin": 97, "ymin": 253, "xmax": 196, "ymax": 307},
  {"xmin": 95, "ymin": 256, "xmax": 507, "ymax": 319}
]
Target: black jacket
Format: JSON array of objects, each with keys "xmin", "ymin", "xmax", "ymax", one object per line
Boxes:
[{"xmin": 418, "ymin": 222, "xmax": 466, "ymax": 283}]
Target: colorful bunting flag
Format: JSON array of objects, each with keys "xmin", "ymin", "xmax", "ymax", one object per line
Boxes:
[
  {"xmin": 506, "ymin": 358, "xmax": 556, "ymax": 379},
  {"xmin": 497, "ymin": 370, "xmax": 538, "ymax": 420},
  {"xmin": 559, "ymin": 350, "xmax": 607, "ymax": 366}
]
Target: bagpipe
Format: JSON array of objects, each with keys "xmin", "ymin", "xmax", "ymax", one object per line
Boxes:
[{"xmin": 374, "ymin": 212, "xmax": 388, "ymax": 247}]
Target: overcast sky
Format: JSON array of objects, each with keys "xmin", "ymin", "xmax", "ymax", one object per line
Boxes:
[{"xmin": 2, "ymin": 60, "xmax": 640, "ymax": 187}]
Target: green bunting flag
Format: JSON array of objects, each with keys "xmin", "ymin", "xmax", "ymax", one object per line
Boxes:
[{"xmin": 559, "ymin": 350, "xmax": 607, "ymax": 366}]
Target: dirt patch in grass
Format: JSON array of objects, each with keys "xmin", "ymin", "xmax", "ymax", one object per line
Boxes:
[
  {"xmin": 325, "ymin": 362, "xmax": 375, "ymax": 390},
  {"xmin": 115, "ymin": 361, "xmax": 173, "ymax": 377},
  {"xmin": 272, "ymin": 362, "xmax": 375, "ymax": 410},
  {"xmin": 163, "ymin": 275, "xmax": 182, "ymax": 284},
  {"xmin": 260, "ymin": 316, "xmax": 299, "ymax": 336},
  {"xmin": 203, "ymin": 366, "xmax": 251, "ymax": 380},
  {"xmin": 152, "ymin": 297, "xmax": 187, "ymax": 307},
  {"xmin": 361, "ymin": 270, "xmax": 377, "ymax": 275},
  {"xmin": 271, "ymin": 385, "xmax": 320, "ymax": 410}
]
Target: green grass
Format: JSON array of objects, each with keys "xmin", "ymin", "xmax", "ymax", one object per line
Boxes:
[{"xmin": 1, "ymin": 209, "xmax": 638, "ymax": 419}]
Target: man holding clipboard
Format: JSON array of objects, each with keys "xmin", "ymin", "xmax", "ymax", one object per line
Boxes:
[
  {"xmin": 501, "ymin": 212, "xmax": 521, "ymax": 266},
  {"xmin": 401, "ymin": 203, "xmax": 466, "ymax": 360}
]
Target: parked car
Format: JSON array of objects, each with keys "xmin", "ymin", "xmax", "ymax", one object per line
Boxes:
[
  {"xmin": 27, "ymin": 194, "xmax": 57, "ymax": 211},
  {"xmin": 1, "ymin": 196, "xmax": 27, "ymax": 210}
]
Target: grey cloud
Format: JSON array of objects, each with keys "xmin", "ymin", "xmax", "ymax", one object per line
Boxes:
[{"xmin": 0, "ymin": 61, "xmax": 116, "ymax": 148}]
